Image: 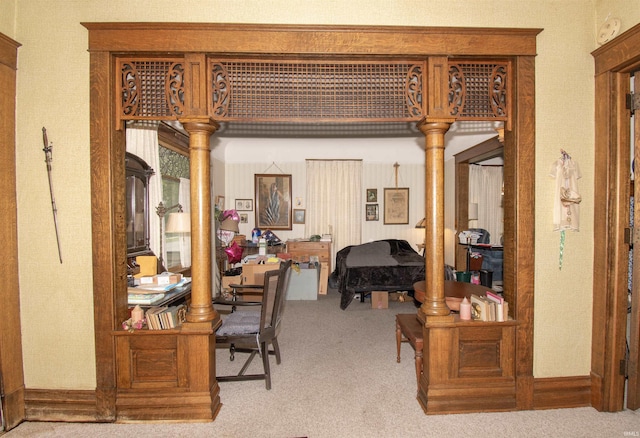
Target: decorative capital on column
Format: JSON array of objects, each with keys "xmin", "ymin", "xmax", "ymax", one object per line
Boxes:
[
  {"xmin": 416, "ymin": 117, "xmax": 456, "ymax": 136},
  {"xmin": 178, "ymin": 116, "xmax": 219, "ymax": 136}
]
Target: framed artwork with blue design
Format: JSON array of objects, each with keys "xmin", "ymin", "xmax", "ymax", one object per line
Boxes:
[{"xmin": 254, "ymin": 174, "xmax": 292, "ymax": 230}]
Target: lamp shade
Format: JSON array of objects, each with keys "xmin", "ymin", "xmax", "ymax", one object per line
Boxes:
[
  {"xmin": 469, "ymin": 202, "xmax": 478, "ymax": 221},
  {"xmin": 415, "ymin": 218, "xmax": 426, "ymax": 228},
  {"xmin": 468, "ymin": 203, "xmax": 479, "ymax": 221},
  {"xmin": 220, "ymin": 217, "xmax": 240, "ymax": 233},
  {"xmin": 165, "ymin": 212, "xmax": 191, "ymax": 233}
]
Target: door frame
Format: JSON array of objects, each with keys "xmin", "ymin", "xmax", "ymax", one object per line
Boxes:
[{"xmin": 591, "ymin": 22, "xmax": 640, "ymax": 411}]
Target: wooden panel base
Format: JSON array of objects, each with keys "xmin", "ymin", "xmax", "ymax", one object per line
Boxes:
[
  {"xmin": 417, "ymin": 315, "xmax": 518, "ymax": 414},
  {"xmin": 113, "ymin": 321, "xmax": 221, "ymax": 421}
]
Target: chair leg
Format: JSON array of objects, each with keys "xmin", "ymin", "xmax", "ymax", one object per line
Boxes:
[
  {"xmin": 261, "ymin": 342, "xmax": 272, "ymax": 390},
  {"xmin": 230, "ymin": 344, "xmax": 235, "ymax": 361},
  {"xmin": 396, "ymin": 318, "xmax": 402, "ymax": 363},
  {"xmin": 272, "ymin": 337, "xmax": 281, "ymax": 364}
]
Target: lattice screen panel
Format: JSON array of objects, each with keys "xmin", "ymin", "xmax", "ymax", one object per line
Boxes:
[
  {"xmin": 115, "ymin": 56, "xmax": 512, "ymax": 126},
  {"xmin": 118, "ymin": 58, "xmax": 185, "ymax": 122},
  {"xmin": 210, "ymin": 60, "xmax": 424, "ymax": 122},
  {"xmin": 448, "ymin": 60, "xmax": 510, "ymax": 121}
]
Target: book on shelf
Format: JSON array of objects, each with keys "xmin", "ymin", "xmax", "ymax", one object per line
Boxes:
[
  {"xmin": 145, "ymin": 304, "xmax": 187, "ymax": 330},
  {"xmin": 484, "ymin": 291, "xmax": 507, "ymax": 322},
  {"xmin": 470, "ymin": 294, "xmax": 490, "ymax": 321},
  {"xmin": 470, "ymin": 292, "xmax": 510, "ymax": 322}
]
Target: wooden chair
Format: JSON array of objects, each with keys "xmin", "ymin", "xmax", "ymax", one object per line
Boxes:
[{"xmin": 215, "ymin": 260, "xmax": 292, "ymax": 389}]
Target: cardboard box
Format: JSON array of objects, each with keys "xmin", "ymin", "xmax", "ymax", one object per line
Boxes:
[
  {"xmin": 318, "ymin": 263, "xmax": 329, "ymax": 295},
  {"xmin": 221, "ymin": 275, "xmax": 242, "ymax": 295},
  {"xmin": 241, "ymin": 261, "xmax": 281, "ymax": 285},
  {"xmin": 286, "ymin": 264, "xmax": 319, "ymax": 300},
  {"xmin": 371, "ymin": 291, "xmax": 389, "ymax": 309},
  {"xmin": 138, "ymin": 272, "xmax": 182, "ymax": 286},
  {"xmin": 240, "ymin": 261, "xmax": 280, "ymax": 301},
  {"xmin": 134, "ymin": 255, "xmax": 157, "ymax": 278}
]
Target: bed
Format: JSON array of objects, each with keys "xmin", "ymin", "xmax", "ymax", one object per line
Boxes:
[{"xmin": 329, "ymin": 239, "xmax": 425, "ymax": 309}]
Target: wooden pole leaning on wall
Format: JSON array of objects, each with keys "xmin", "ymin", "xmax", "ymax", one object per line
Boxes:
[
  {"xmin": 179, "ymin": 116, "xmax": 220, "ymax": 324},
  {"xmin": 417, "ymin": 118, "xmax": 455, "ymax": 319}
]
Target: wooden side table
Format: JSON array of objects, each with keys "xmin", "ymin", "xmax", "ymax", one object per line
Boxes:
[{"xmin": 396, "ymin": 313, "xmax": 424, "ymax": 389}]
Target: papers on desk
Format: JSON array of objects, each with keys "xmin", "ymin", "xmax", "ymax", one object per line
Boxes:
[
  {"xmin": 128, "ymin": 293, "xmax": 166, "ymax": 305},
  {"xmin": 128, "ymin": 277, "xmax": 191, "ymax": 295}
]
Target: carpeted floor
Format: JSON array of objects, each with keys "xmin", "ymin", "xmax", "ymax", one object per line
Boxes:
[{"xmin": 6, "ymin": 289, "xmax": 640, "ymax": 437}]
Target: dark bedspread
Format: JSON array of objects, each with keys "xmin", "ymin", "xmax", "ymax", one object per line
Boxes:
[{"xmin": 330, "ymin": 239, "xmax": 425, "ymax": 309}]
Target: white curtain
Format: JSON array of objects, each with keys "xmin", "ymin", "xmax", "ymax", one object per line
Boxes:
[
  {"xmin": 306, "ymin": 160, "xmax": 362, "ymax": 264},
  {"xmin": 125, "ymin": 121, "xmax": 162, "ymax": 259},
  {"xmin": 178, "ymin": 177, "xmax": 192, "ymax": 267},
  {"xmin": 469, "ymin": 164, "xmax": 504, "ymax": 245}
]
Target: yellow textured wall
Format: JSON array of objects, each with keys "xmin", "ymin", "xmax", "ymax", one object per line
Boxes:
[{"xmin": 1, "ymin": 0, "xmax": 638, "ymax": 389}]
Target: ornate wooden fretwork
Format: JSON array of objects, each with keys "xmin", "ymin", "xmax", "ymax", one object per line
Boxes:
[
  {"xmin": 448, "ymin": 60, "xmax": 510, "ymax": 121},
  {"xmin": 118, "ymin": 58, "xmax": 185, "ymax": 123},
  {"xmin": 209, "ymin": 59, "xmax": 425, "ymax": 122},
  {"xmin": 115, "ymin": 56, "xmax": 512, "ymax": 126}
]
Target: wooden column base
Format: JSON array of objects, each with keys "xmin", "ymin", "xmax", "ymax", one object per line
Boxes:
[
  {"xmin": 417, "ymin": 315, "xmax": 517, "ymax": 414},
  {"xmin": 114, "ymin": 320, "xmax": 221, "ymax": 421}
]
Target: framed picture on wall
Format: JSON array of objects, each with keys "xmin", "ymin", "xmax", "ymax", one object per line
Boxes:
[
  {"xmin": 240, "ymin": 213, "xmax": 249, "ymax": 224},
  {"xmin": 293, "ymin": 209, "xmax": 306, "ymax": 224},
  {"xmin": 255, "ymin": 174, "xmax": 292, "ymax": 230},
  {"xmin": 366, "ymin": 188, "xmax": 377, "ymax": 202},
  {"xmin": 366, "ymin": 204, "xmax": 379, "ymax": 221},
  {"xmin": 235, "ymin": 199, "xmax": 253, "ymax": 211},
  {"xmin": 215, "ymin": 196, "xmax": 225, "ymax": 210},
  {"xmin": 383, "ymin": 188, "xmax": 409, "ymax": 224}
]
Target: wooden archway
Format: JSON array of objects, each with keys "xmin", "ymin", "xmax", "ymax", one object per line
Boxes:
[{"xmin": 84, "ymin": 23, "xmax": 539, "ymax": 420}]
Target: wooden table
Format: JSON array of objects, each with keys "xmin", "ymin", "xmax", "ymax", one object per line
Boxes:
[{"xmin": 412, "ymin": 280, "xmax": 491, "ymax": 304}]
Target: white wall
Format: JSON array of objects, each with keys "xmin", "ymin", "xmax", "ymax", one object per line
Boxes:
[{"xmin": 218, "ymin": 137, "xmax": 427, "ymax": 249}]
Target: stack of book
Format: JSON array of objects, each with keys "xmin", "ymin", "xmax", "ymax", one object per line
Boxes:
[
  {"xmin": 127, "ymin": 277, "xmax": 191, "ymax": 305},
  {"xmin": 145, "ymin": 304, "xmax": 187, "ymax": 330},
  {"xmin": 470, "ymin": 291, "xmax": 509, "ymax": 322}
]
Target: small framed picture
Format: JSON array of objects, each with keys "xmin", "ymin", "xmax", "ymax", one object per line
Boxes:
[
  {"xmin": 366, "ymin": 188, "xmax": 377, "ymax": 203},
  {"xmin": 235, "ymin": 199, "xmax": 253, "ymax": 211},
  {"xmin": 240, "ymin": 213, "xmax": 249, "ymax": 223},
  {"xmin": 366, "ymin": 204, "xmax": 379, "ymax": 221},
  {"xmin": 293, "ymin": 209, "xmax": 306, "ymax": 224},
  {"xmin": 215, "ymin": 195, "xmax": 225, "ymax": 210}
]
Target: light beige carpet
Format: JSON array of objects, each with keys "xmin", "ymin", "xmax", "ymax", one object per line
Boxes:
[{"xmin": 6, "ymin": 290, "xmax": 640, "ymax": 437}]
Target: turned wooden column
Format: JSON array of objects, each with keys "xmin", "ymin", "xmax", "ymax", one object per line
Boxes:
[
  {"xmin": 417, "ymin": 118, "xmax": 454, "ymax": 317},
  {"xmin": 179, "ymin": 117, "xmax": 219, "ymax": 323}
]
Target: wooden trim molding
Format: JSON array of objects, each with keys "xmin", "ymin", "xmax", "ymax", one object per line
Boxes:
[
  {"xmin": 83, "ymin": 23, "xmax": 541, "ymax": 56},
  {"xmin": 0, "ymin": 31, "xmax": 25, "ymax": 431},
  {"xmin": 591, "ymin": 22, "xmax": 640, "ymax": 412},
  {"xmin": 25, "ymin": 389, "xmax": 98, "ymax": 422},
  {"xmin": 533, "ymin": 376, "xmax": 592, "ymax": 410}
]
